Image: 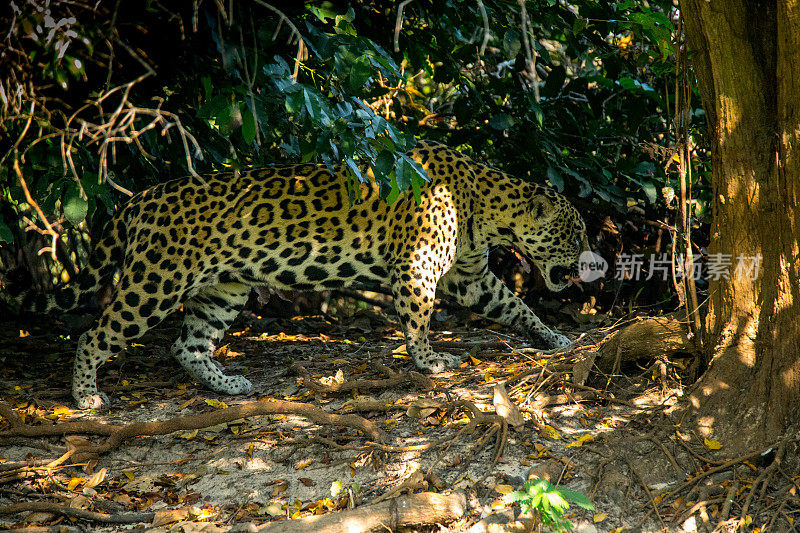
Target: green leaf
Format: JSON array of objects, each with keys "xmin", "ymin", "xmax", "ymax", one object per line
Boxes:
[
  {"xmin": 285, "ymin": 90, "xmax": 305, "ymax": 114},
  {"xmin": 241, "ymin": 107, "xmax": 256, "ymax": 144},
  {"xmin": 197, "ymin": 94, "xmax": 228, "ymax": 119},
  {"xmin": 385, "ymin": 173, "xmax": 400, "ymax": 204},
  {"xmin": 642, "ymin": 181, "xmax": 657, "ymax": 204},
  {"xmin": 303, "ymin": 88, "xmax": 332, "ymax": 127},
  {"xmin": 63, "ymin": 184, "xmax": 88, "ymax": 226},
  {"xmin": 489, "ymin": 113, "xmax": 515, "ymax": 130},
  {"xmin": 216, "ymin": 103, "xmax": 235, "ymax": 137},
  {"xmin": 372, "ymin": 150, "xmax": 395, "ymax": 179},
  {"xmin": 545, "ymin": 491, "xmax": 570, "ymax": 512},
  {"xmin": 557, "ymin": 487, "xmax": 594, "ymax": 510},
  {"xmin": 546, "ymin": 166, "xmax": 564, "ymax": 192},
  {"xmin": 395, "ymin": 155, "xmax": 409, "ymax": 190},
  {"xmin": 530, "ymin": 103, "xmax": 544, "ymax": 126},
  {"xmin": 349, "ymin": 55, "xmax": 372, "ymax": 92},
  {"xmin": 201, "ymin": 76, "xmax": 212, "ymax": 100},
  {"xmin": 0, "ymin": 218, "xmax": 13, "ymax": 244},
  {"xmin": 345, "ymin": 158, "xmax": 363, "ymax": 183},
  {"xmin": 503, "ymin": 29, "xmax": 521, "ymax": 58},
  {"xmin": 308, "ymin": 4, "xmax": 338, "ymax": 22}
]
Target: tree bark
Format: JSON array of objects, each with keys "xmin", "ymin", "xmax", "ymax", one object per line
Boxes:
[{"xmin": 680, "ymin": 0, "xmax": 800, "ymax": 454}]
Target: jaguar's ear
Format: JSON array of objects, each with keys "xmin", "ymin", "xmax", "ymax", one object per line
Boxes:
[{"xmin": 530, "ymin": 195, "xmax": 557, "ymax": 225}]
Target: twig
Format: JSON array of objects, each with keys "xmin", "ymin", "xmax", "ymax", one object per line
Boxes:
[{"xmin": 676, "ymin": 498, "xmax": 725, "ymax": 528}]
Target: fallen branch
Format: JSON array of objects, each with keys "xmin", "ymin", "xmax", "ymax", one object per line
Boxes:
[
  {"xmin": 294, "ymin": 365, "xmax": 433, "ymax": 394},
  {"xmin": 257, "ymin": 491, "xmax": 466, "ymax": 533},
  {"xmin": 0, "ymin": 501, "xmax": 155, "ymax": 524},
  {"xmin": 0, "ymin": 399, "xmax": 383, "ymax": 455}
]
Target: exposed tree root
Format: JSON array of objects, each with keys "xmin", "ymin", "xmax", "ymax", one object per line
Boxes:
[
  {"xmin": 622, "ymin": 456, "xmax": 665, "ymax": 529},
  {"xmin": 293, "ymin": 364, "xmax": 433, "ymax": 394},
  {"xmin": 256, "ymin": 491, "xmax": 466, "ymax": 533},
  {"xmin": 630, "ymin": 431, "xmax": 800, "ymax": 530},
  {"xmin": 0, "ymin": 399, "xmax": 382, "ymax": 456},
  {"xmin": 0, "ymin": 501, "xmax": 155, "ymax": 524}
]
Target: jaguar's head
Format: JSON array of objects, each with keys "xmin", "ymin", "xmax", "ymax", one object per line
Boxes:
[{"xmin": 512, "ymin": 189, "xmax": 589, "ymax": 292}]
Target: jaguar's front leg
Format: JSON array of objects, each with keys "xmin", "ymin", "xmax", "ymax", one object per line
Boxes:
[
  {"xmin": 390, "ymin": 268, "xmax": 462, "ymax": 373},
  {"xmin": 438, "ymin": 260, "xmax": 570, "ymax": 349}
]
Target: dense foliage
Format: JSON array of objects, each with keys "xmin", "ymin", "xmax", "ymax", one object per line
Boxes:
[{"xmin": 0, "ymin": 0, "xmax": 709, "ymax": 296}]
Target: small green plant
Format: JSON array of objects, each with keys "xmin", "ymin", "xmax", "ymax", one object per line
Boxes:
[{"xmin": 504, "ymin": 478, "xmax": 594, "ymax": 532}]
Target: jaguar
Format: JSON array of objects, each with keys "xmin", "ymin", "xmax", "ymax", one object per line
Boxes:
[{"xmin": 11, "ymin": 140, "xmax": 588, "ymax": 409}]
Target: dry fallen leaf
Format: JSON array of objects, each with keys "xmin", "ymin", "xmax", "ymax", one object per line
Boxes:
[
  {"xmin": 84, "ymin": 468, "xmax": 107, "ymax": 489},
  {"xmin": 152, "ymin": 508, "xmax": 189, "ymax": 527},
  {"xmin": 179, "ymin": 429, "xmax": 199, "ymax": 440},
  {"xmin": 494, "ymin": 484, "xmax": 514, "ymax": 495},
  {"xmin": 64, "ymin": 435, "xmax": 92, "ymax": 450},
  {"xmin": 406, "ymin": 398, "xmax": 444, "ymax": 419},
  {"xmin": 69, "ymin": 495, "xmax": 90, "ymax": 509},
  {"xmin": 295, "ymin": 458, "xmax": 314, "ymax": 470},
  {"xmin": 204, "ymin": 398, "xmax": 228, "ymax": 409},
  {"xmin": 272, "ymin": 482, "xmax": 289, "ymax": 497},
  {"xmin": 122, "ymin": 476, "xmax": 158, "ymax": 495},
  {"xmin": 704, "ymin": 438, "xmax": 723, "ymax": 450},
  {"xmin": 540, "ymin": 425, "xmax": 562, "ymax": 440},
  {"xmin": 567, "ymin": 434, "xmax": 595, "ymax": 448}
]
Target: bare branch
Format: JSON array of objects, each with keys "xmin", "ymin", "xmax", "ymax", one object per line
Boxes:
[
  {"xmin": 250, "ymin": 0, "xmax": 306, "ymax": 82},
  {"xmin": 518, "ymin": 0, "xmax": 540, "ymax": 102},
  {"xmin": 14, "ymin": 158, "xmax": 59, "ymax": 259},
  {"xmin": 394, "ymin": 0, "xmax": 416, "ymax": 53},
  {"xmin": 477, "ymin": 0, "xmax": 491, "ymax": 59}
]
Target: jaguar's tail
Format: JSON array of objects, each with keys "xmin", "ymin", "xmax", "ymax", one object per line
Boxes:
[{"xmin": 3, "ymin": 215, "xmax": 127, "ymax": 316}]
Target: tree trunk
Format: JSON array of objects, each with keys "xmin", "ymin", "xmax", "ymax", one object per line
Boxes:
[{"xmin": 680, "ymin": 0, "xmax": 800, "ymax": 454}]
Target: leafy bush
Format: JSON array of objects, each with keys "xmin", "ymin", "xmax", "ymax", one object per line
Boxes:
[{"xmin": 504, "ymin": 478, "xmax": 594, "ymax": 532}]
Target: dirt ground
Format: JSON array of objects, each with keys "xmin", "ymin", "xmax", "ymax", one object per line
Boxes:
[{"xmin": 0, "ymin": 297, "xmax": 795, "ymax": 532}]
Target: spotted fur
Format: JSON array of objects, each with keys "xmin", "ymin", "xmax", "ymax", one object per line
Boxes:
[{"xmin": 16, "ymin": 141, "xmax": 587, "ymax": 408}]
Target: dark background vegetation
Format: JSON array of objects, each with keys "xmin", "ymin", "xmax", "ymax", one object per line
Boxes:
[{"xmin": 0, "ymin": 0, "xmax": 708, "ymax": 317}]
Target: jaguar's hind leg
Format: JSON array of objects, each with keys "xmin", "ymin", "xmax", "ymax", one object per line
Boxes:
[{"xmin": 171, "ymin": 283, "xmax": 252, "ymax": 395}]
